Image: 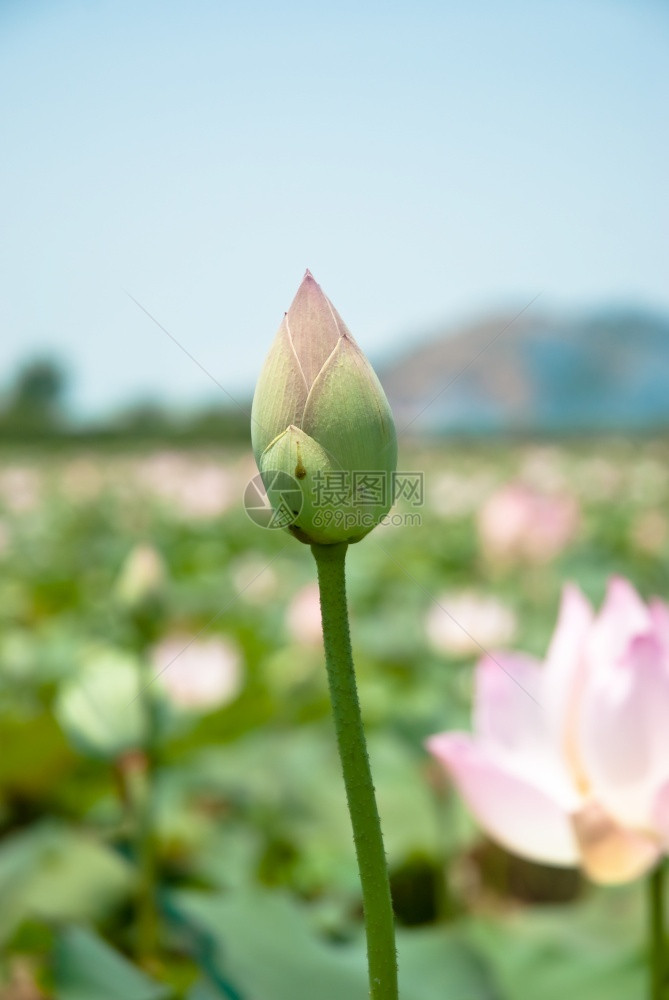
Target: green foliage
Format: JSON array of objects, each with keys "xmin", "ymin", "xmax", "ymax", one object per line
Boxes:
[
  {"xmin": 0, "ymin": 438, "xmax": 667, "ymax": 996},
  {"xmin": 468, "ymin": 888, "xmax": 647, "ymax": 1000},
  {"xmin": 0, "ymin": 822, "xmax": 134, "ymax": 944},
  {"xmin": 169, "ymin": 889, "xmax": 499, "ymax": 1000},
  {"xmin": 53, "ymin": 926, "xmax": 169, "ymax": 1000}
]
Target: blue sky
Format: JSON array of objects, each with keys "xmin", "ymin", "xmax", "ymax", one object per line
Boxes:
[{"xmin": 1, "ymin": 0, "xmax": 667, "ymax": 415}]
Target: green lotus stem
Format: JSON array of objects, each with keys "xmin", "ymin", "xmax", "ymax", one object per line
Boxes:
[
  {"xmin": 121, "ymin": 751, "xmax": 158, "ymax": 964},
  {"xmin": 120, "ymin": 666, "xmax": 161, "ymax": 964},
  {"xmin": 136, "ymin": 761, "xmax": 158, "ymax": 963},
  {"xmin": 650, "ymin": 862, "xmax": 667, "ymax": 1000},
  {"xmin": 311, "ymin": 542, "xmax": 399, "ymax": 1000}
]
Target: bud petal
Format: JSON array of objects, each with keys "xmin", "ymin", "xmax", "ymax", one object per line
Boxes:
[
  {"xmin": 258, "ymin": 425, "xmax": 348, "ymax": 544},
  {"xmin": 302, "ymin": 336, "xmax": 395, "ymax": 473},
  {"xmin": 251, "ymin": 322, "xmax": 307, "ymax": 459},
  {"xmin": 283, "ymin": 272, "xmax": 343, "ymax": 384}
]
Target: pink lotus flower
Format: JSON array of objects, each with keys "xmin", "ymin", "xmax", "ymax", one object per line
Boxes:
[
  {"xmin": 427, "ymin": 578, "xmax": 669, "ymax": 884},
  {"xmin": 151, "ymin": 635, "xmax": 242, "ymax": 711},
  {"xmin": 285, "ymin": 583, "xmax": 323, "ymax": 645},
  {"xmin": 425, "ymin": 590, "xmax": 517, "ymax": 657},
  {"xmin": 0, "ymin": 466, "xmax": 42, "ymax": 514},
  {"xmin": 478, "ymin": 482, "xmax": 579, "ymax": 565},
  {"xmin": 136, "ymin": 451, "xmax": 234, "ymax": 519}
]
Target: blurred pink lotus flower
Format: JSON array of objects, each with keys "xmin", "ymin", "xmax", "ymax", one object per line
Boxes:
[
  {"xmin": 286, "ymin": 583, "xmax": 323, "ymax": 645},
  {"xmin": 136, "ymin": 451, "xmax": 234, "ymax": 519},
  {"xmin": 151, "ymin": 635, "xmax": 242, "ymax": 711},
  {"xmin": 478, "ymin": 482, "xmax": 579, "ymax": 565},
  {"xmin": 427, "ymin": 578, "xmax": 669, "ymax": 884},
  {"xmin": 425, "ymin": 591, "xmax": 517, "ymax": 657},
  {"xmin": 0, "ymin": 467, "xmax": 42, "ymax": 514}
]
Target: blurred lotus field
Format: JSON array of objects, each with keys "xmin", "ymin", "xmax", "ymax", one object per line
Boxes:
[{"xmin": 1, "ymin": 437, "xmax": 668, "ymax": 1000}]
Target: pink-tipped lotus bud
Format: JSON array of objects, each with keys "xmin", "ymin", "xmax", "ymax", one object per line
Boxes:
[{"xmin": 251, "ymin": 272, "xmax": 397, "ymax": 544}]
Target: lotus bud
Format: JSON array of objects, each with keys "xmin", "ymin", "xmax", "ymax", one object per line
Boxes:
[{"xmin": 251, "ymin": 272, "xmax": 397, "ymax": 544}]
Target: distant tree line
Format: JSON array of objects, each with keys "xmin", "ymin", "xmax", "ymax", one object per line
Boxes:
[{"xmin": 0, "ymin": 357, "xmax": 250, "ymax": 446}]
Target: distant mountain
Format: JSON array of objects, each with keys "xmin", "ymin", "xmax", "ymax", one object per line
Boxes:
[{"xmin": 381, "ymin": 307, "xmax": 669, "ymax": 434}]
